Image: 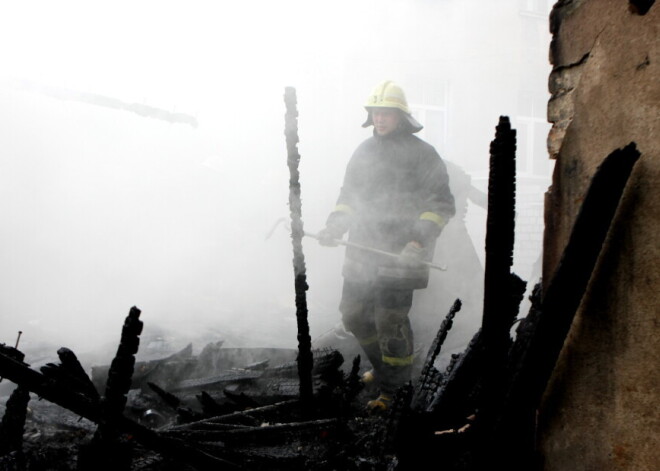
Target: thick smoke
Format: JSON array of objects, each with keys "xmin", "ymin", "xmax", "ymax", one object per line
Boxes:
[{"xmin": 0, "ymin": 1, "xmax": 553, "ymax": 367}]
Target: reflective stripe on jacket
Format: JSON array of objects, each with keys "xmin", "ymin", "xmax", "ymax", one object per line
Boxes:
[{"xmin": 330, "ymin": 129, "xmax": 455, "ymax": 288}]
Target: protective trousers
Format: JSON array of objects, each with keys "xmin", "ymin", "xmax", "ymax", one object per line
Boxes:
[{"xmin": 339, "ymin": 280, "xmax": 414, "ymax": 395}]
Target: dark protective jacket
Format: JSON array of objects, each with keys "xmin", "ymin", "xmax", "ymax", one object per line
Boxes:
[{"xmin": 327, "ymin": 129, "xmax": 455, "ymax": 289}]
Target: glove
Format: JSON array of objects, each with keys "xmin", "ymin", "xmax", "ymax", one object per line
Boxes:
[
  {"xmin": 318, "ymin": 211, "xmax": 350, "ymax": 247},
  {"xmin": 398, "ymin": 241, "xmax": 426, "ymax": 266},
  {"xmin": 412, "ymin": 219, "xmax": 443, "ymax": 248},
  {"xmin": 317, "ymin": 226, "xmax": 342, "ymax": 247}
]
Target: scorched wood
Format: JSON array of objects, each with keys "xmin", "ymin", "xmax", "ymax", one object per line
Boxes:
[{"xmin": 284, "ymin": 86, "xmax": 314, "ymax": 408}]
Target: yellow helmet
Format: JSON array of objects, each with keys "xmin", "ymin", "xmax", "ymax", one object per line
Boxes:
[
  {"xmin": 364, "ymin": 80, "xmax": 411, "ymax": 114},
  {"xmin": 362, "ymin": 80, "xmax": 423, "ymax": 132}
]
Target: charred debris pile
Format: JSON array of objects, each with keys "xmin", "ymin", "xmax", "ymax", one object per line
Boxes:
[{"xmin": 0, "ymin": 89, "xmax": 640, "ymax": 470}]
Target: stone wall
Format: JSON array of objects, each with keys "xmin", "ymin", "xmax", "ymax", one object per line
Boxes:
[{"xmin": 540, "ymin": 1, "xmax": 658, "ymax": 469}]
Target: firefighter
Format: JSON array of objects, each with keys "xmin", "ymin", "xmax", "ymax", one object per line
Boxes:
[{"xmin": 318, "ymin": 80, "xmax": 456, "ymax": 411}]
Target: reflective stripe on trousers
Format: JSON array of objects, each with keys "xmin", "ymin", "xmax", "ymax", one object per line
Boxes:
[{"xmin": 339, "ymin": 280, "xmax": 414, "ymax": 394}]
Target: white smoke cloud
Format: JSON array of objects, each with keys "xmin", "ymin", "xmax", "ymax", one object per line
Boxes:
[{"xmin": 0, "ymin": 1, "xmax": 553, "ymax": 366}]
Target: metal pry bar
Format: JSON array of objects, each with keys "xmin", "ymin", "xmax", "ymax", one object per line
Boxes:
[{"xmin": 304, "ymin": 231, "xmax": 448, "ymax": 271}]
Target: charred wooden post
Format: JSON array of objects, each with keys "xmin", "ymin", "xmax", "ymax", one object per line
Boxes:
[
  {"xmin": 81, "ymin": 306, "xmax": 144, "ymax": 470},
  {"xmin": 427, "ymin": 118, "xmax": 521, "ymax": 429},
  {"xmin": 481, "ymin": 116, "xmax": 519, "ymax": 353},
  {"xmin": 492, "ymin": 143, "xmax": 641, "ymax": 468},
  {"xmin": 98, "ymin": 307, "xmax": 143, "ymax": 434},
  {"xmin": 284, "ymin": 86, "xmax": 314, "ymax": 407},
  {"xmin": 477, "ymin": 116, "xmax": 527, "ymax": 431},
  {"xmin": 0, "ymin": 385, "xmax": 30, "ymax": 456}
]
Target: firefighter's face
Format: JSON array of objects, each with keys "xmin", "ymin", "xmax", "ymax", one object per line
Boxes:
[{"xmin": 372, "ymin": 108, "xmax": 401, "ymax": 136}]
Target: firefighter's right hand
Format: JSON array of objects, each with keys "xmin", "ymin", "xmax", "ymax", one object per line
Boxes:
[
  {"xmin": 317, "ymin": 227, "xmax": 340, "ymax": 247},
  {"xmin": 399, "ymin": 241, "xmax": 426, "ymax": 266}
]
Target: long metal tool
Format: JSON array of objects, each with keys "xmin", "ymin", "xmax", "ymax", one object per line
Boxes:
[{"xmin": 304, "ymin": 231, "xmax": 448, "ymax": 271}]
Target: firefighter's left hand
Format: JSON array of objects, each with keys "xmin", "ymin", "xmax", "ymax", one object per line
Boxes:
[{"xmin": 399, "ymin": 241, "xmax": 426, "ymax": 266}]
